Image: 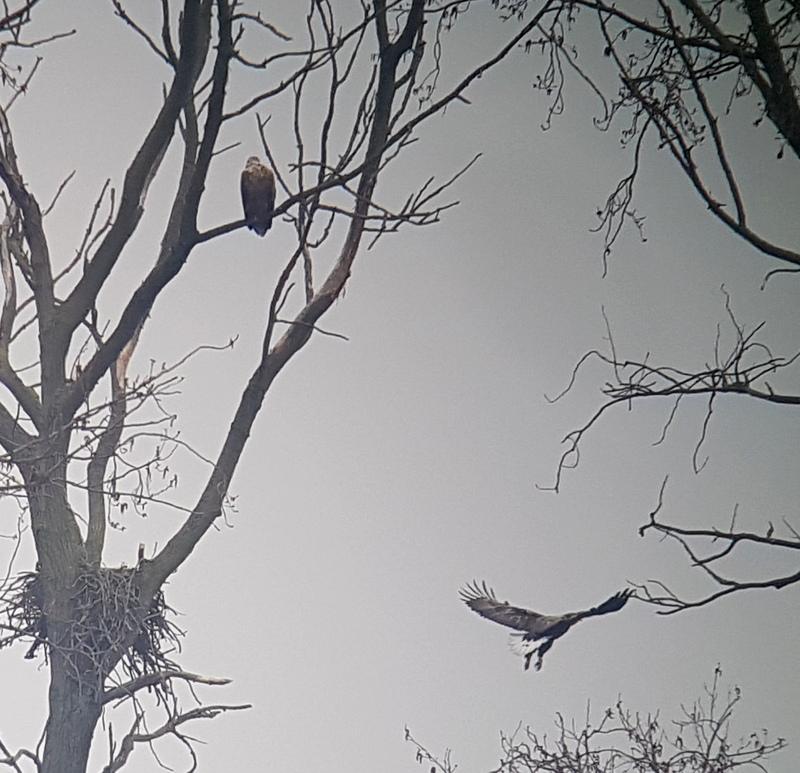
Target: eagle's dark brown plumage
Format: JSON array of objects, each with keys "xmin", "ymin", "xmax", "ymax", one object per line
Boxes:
[
  {"xmin": 241, "ymin": 156, "xmax": 275, "ymax": 236},
  {"xmin": 460, "ymin": 580, "xmax": 632, "ymax": 671}
]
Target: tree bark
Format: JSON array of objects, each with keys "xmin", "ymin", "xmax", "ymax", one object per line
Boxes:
[{"xmin": 41, "ymin": 656, "xmax": 102, "ymax": 773}]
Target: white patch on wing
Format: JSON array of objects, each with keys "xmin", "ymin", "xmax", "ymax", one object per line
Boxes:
[{"xmin": 508, "ymin": 633, "xmax": 537, "ymax": 658}]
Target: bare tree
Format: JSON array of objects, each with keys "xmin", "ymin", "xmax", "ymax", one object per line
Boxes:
[
  {"xmin": 406, "ymin": 667, "xmax": 787, "ymax": 773},
  {"xmin": 499, "ymin": 0, "xmax": 800, "ymax": 610},
  {"xmin": 0, "ymin": 1, "xmax": 562, "ymax": 771}
]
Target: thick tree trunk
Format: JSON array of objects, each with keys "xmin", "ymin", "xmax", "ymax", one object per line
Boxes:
[
  {"xmin": 24, "ymin": 463, "xmax": 105, "ymax": 773},
  {"xmin": 41, "ymin": 656, "xmax": 102, "ymax": 773}
]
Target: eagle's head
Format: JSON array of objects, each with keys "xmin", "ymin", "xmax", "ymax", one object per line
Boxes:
[{"xmin": 245, "ymin": 155, "xmax": 263, "ymax": 168}]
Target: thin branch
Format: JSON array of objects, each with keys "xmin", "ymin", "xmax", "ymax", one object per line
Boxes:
[
  {"xmin": 0, "ymin": 737, "xmax": 40, "ymax": 773},
  {"xmin": 111, "ymin": 1, "xmax": 171, "ymax": 65},
  {"xmin": 546, "ymin": 299, "xmax": 800, "ymax": 489},
  {"xmin": 40, "ymin": 169, "xmax": 75, "ymax": 217},
  {"xmin": 101, "ymin": 704, "xmax": 250, "ymax": 773},
  {"xmin": 634, "ymin": 478, "xmax": 800, "ymax": 614},
  {"xmin": 103, "ymin": 670, "xmax": 231, "ymax": 705},
  {"xmin": 56, "ymin": 1, "xmax": 215, "ymax": 358}
]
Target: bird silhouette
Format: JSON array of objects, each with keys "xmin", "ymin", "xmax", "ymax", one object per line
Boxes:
[{"xmin": 460, "ymin": 580, "xmax": 633, "ymax": 671}]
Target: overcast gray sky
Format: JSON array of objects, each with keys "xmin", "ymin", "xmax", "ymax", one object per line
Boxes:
[{"xmin": 1, "ymin": 2, "xmax": 798, "ymax": 772}]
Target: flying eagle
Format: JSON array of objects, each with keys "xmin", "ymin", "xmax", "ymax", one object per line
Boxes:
[
  {"xmin": 240, "ymin": 156, "xmax": 276, "ymax": 236},
  {"xmin": 460, "ymin": 580, "xmax": 633, "ymax": 671}
]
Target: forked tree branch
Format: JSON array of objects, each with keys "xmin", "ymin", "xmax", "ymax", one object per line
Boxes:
[
  {"xmin": 546, "ymin": 300, "xmax": 799, "ymax": 491},
  {"xmin": 0, "ymin": 208, "xmax": 41, "ymax": 430},
  {"xmin": 85, "ymin": 322, "xmax": 143, "ymax": 566},
  {"xmin": 101, "ymin": 702, "xmax": 250, "ymax": 773},
  {"xmin": 55, "ymin": 0, "xmax": 214, "ymax": 355},
  {"xmin": 635, "ymin": 477, "xmax": 800, "ymax": 614},
  {"xmin": 0, "ymin": 105, "xmax": 54, "ymax": 354},
  {"xmin": 58, "ymin": 0, "xmax": 228, "ymax": 424},
  {"xmin": 0, "ymin": 736, "xmax": 40, "ymax": 773},
  {"xmin": 0, "ymin": 2, "xmax": 41, "ymax": 36}
]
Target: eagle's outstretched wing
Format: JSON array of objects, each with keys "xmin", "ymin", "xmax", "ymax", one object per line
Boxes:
[
  {"xmin": 460, "ymin": 581, "xmax": 633, "ymax": 671},
  {"xmin": 584, "ymin": 589, "xmax": 633, "ymax": 618},
  {"xmin": 459, "ymin": 580, "xmax": 556, "ymax": 638},
  {"xmin": 241, "ymin": 156, "xmax": 275, "ymax": 236}
]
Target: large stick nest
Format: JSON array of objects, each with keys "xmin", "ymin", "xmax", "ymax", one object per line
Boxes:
[{"xmin": 0, "ymin": 566, "xmax": 181, "ymax": 696}]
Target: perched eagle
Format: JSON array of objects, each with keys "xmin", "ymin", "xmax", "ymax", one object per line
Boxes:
[
  {"xmin": 460, "ymin": 580, "xmax": 632, "ymax": 671},
  {"xmin": 240, "ymin": 156, "xmax": 276, "ymax": 236}
]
